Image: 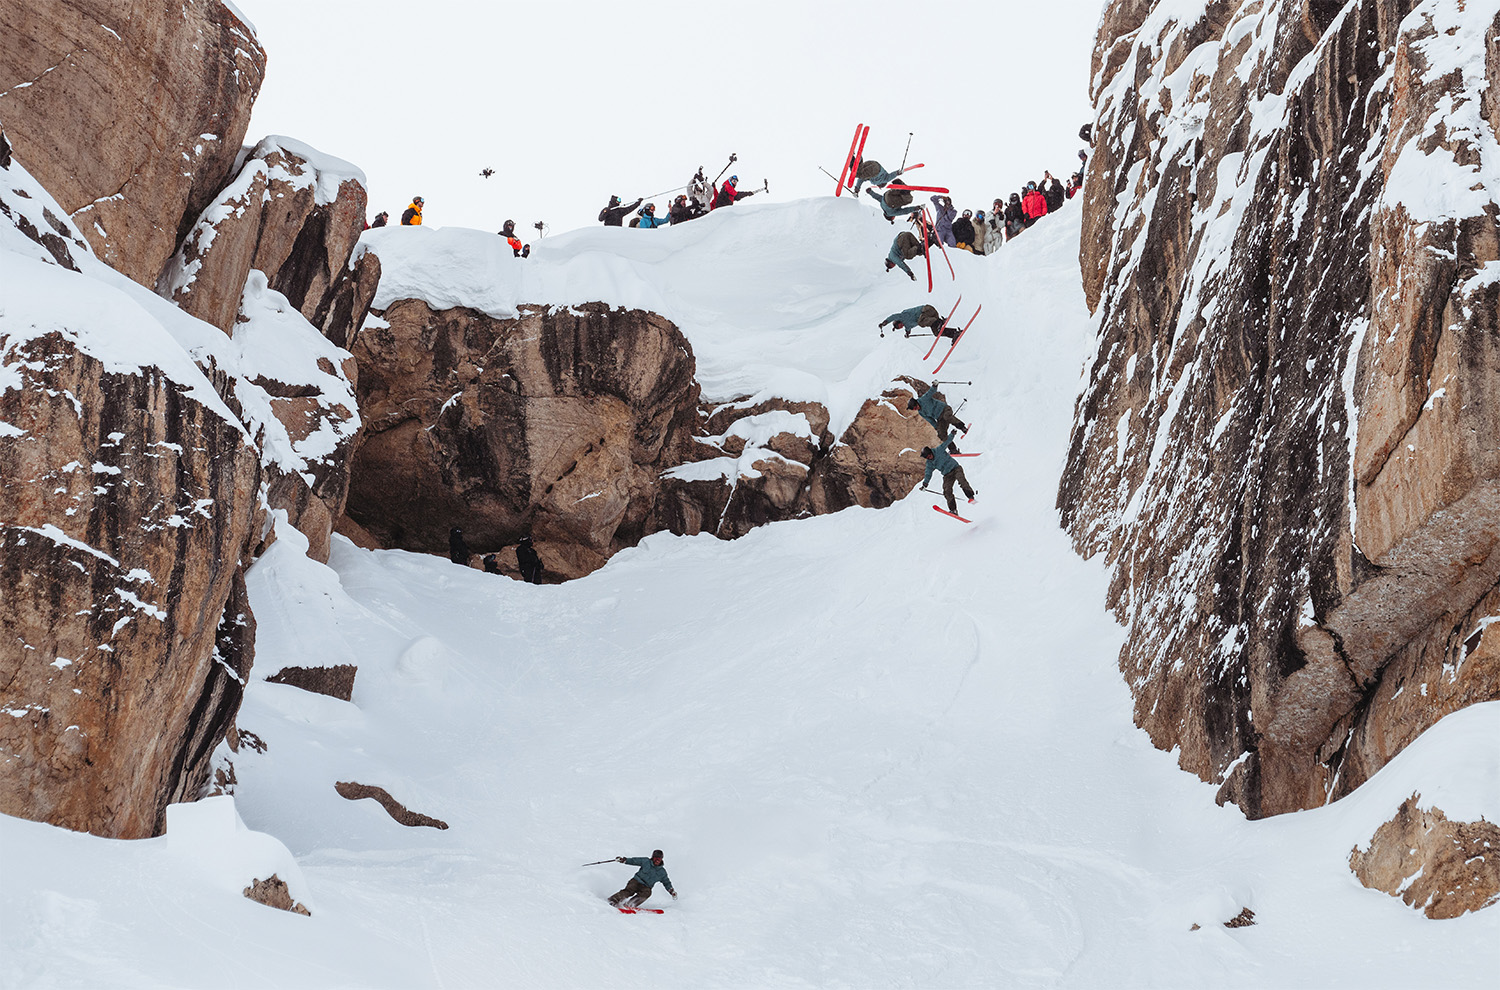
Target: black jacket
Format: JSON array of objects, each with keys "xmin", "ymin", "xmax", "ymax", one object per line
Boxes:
[
  {"xmin": 952, "ymin": 217, "xmax": 975, "ymax": 245},
  {"xmin": 599, "ymin": 198, "xmax": 643, "ymax": 226},
  {"xmin": 1005, "ymin": 198, "xmax": 1025, "ymax": 225},
  {"xmin": 1044, "ymin": 180, "xmax": 1065, "ymax": 212}
]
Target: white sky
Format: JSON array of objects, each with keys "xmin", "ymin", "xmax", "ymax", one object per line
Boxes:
[{"xmin": 243, "ymin": 0, "xmax": 1104, "ymax": 237}]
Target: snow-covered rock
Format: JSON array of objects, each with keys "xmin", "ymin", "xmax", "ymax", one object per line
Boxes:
[{"xmin": 1059, "ymin": 0, "xmax": 1500, "ymax": 819}]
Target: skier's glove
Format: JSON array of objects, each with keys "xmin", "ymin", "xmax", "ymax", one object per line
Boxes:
[{"xmin": 615, "ymin": 857, "xmax": 625, "ymax": 863}]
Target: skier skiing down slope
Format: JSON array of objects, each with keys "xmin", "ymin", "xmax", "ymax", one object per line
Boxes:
[
  {"xmin": 711, "ymin": 175, "xmax": 756, "ymax": 209},
  {"xmin": 515, "ymin": 534, "xmax": 543, "ymax": 584},
  {"xmin": 907, "ymin": 381, "xmax": 969, "ymax": 436},
  {"xmin": 865, "ymin": 186, "xmax": 922, "ymax": 223},
  {"xmin": 851, "ymin": 158, "xmax": 910, "ymax": 194},
  {"xmin": 885, "ymin": 229, "xmax": 926, "ymax": 280},
  {"xmin": 879, "ymin": 305, "xmax": 955, "ymax": 339},
  {"xmin": 921, "ymin": 433, "xmax": 977, "ymax": 513},
  {"xmin": 599, "ymin": 195, "xmax": 643, "ymax": 226},
  {"xmin": 608, "ymin": 851, "xmax": 678, "ymax": 908}
]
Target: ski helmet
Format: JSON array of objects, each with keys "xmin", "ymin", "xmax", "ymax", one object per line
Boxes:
[
  {"xmin": 728, "ymin": 175, "xmax": 738, "ymax": 183},
  {"xmin": 652, "ymin": 849, "xmax": 664, "ymax": 860}
]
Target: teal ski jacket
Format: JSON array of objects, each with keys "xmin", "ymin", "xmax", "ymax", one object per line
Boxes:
[
  {"xmin": 622, "ymin": 857, "xmax": 676, "ymax": 893},
  {"xmin": 914, "ymin": 384, "xmax": 949, "ymax": 430},
  {"xmin": 922, "ymin": 434, "xmax": 960, "ymax": 486}
]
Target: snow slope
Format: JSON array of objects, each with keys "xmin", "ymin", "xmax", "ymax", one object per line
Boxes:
[{"xmin": 3, "ymin": 203, "xmax": 1497, "ymax": 989}]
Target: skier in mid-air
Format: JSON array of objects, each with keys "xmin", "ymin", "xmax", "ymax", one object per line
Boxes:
[
  {"xmin": 885, "ymin": 228, "xmax": 926, "ymax": 280},
  {"xmin": 907, "ymin": 381, "xmax": 969, "ymax": 437},
  {"xmin": 608, "ymin": 850, "xmax": 678, "ymax": 908},
  {"xmin": 878, "ymin": 305, "xmax": 955, "ymax": 339},
  {"xmin": 851, "ymin": 158, "xmax": 910, "ymax": 194},
  {"xmin": 866, "ymin": 186, "xmax": 922, "ymax": 223}
]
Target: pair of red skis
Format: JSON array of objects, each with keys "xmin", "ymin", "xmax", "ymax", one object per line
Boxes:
[
  {"xmin": 920, "ymin": 295, "xmax": 980, "ymax": 375},
  {"xmin": 834, "ymin": 124, "xmax": 944, "ymax": 198}
]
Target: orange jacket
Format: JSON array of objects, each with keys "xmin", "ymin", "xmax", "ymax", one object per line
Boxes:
[{"xmin": 401, "ymin": 202, "xmax": 423, "ymax": 226}]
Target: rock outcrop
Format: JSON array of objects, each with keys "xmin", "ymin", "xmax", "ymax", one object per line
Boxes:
[
  {"xmin": 1059, "ymin": 0, "xmax": 1500, "ymax": 817},
  {"xmin": 1, "ymin": 160, "xmax": 264, "ymax": 839},
  {"xmin": 1350, "ymin": 795, "xmax": 1500, "ymax": 919},
  {"xmin": 0, "ymin": 0, "xmax": 265, "ymax": 285},
  {"xmin": 344, "ymin": 298, "xmax": 934, "ymax": 579},
  {"xmin": 244, "ymin": 874, "xmax": 312, "ymax": 916},
  {"xmin": 334, "ymin": 781, "xmax": 449, "ymax": 830}
]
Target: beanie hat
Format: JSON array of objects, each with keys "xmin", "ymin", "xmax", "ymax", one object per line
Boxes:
[
  {"xmin": 920, "ymin": 447, "xmax": 934, "ymax": 459},
  {"xmin": 907, "ymin": 398, "xmax": 920, "ymax": 409},
  {"xmin": 652, "ymin": 849, "xmax": 664, "ymax": 859}
]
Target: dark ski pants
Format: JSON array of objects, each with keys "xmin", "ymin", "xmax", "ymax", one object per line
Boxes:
[
  {"xmin": 937, "ymin": 408, "xmax": 968, "ymax": 436},
  {"xmin": 609, "ymin": 879, "xmax": 653, "ymax": 908},
  {"xmin": 943, "ymin": 466, "xmax": 974, "ymax": 512}
]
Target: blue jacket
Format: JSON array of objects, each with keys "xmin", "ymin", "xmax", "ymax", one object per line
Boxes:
[
  {"xmin": 867, "ymin": 186, "xmax": 921, "ymax": 220},
  {"xmin": 922, "ymin": 433, "xmax": 960, "ymax": 486},
  {"xmin": 881, "ymin": 306, "xmax": 929, "ymax": 330},
  {"xmin": 914, "ymin": 384, "xmax": 948, "ymax": 430},
  {"xmin": 623, "ymin": 857, "xmax": 676, "ymax": 893},
  {"xmin": 638, "ymin": 212, "xmax": 670, "ymax": 229}
]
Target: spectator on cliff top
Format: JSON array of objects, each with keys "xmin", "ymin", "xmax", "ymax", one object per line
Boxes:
[
  {"xmin": 637, "ymin": 203, "xmax": 671, "ymax": 228},
  {"xmin": 1044, "ymin": 172, "xmax": 1066, "ymax": 213},
  {"xmin": 687, "ymin": 168, "xmax": 714, "ymax": 212},
  {"xmin": 516, "ymin": 535, "xmax": 543, "ymax": 584},
  {"xmin": 369, "ymin": 211, "xmax": 389, "ymax": 229},
  {"xmin": 885, "ymin": 226, "xmax": 927, "ymax": 280},
  {"xmin": 986, "ymin": 207, "xmax": 1006, "ymax": 249},
  {"xmin": 930, "ymin": 195, "xmax": 957, "ymax": 247},
  {"xmin": 952, "ymin": 209, "xmax": 976, "ymax": 253},
  {"xmin": 1079, "ymin": 122, "xmax": 1093, "ymax": 144},
  {"xmin": 1067, "ymin": 170, "xmax": 1084, "ymax": 199},
  {"xmin": 711, "ymin": 175, "xmax": 756, "ymax": 209},
  {"xmin": 668, "ymin": 195, "xmax": 696, "ymax": 225},
  {"xmin": 482, "ymin": 554, "xmax": 502, "ymax": 575},
  {"xmin": 449, "ymin": 526, "xmax": 469, "ymax": 566},
  {"xmin": 1021, "ymin": 182, "xmax": 1048, "ymax": 227},
  {"xmin": 971, "ymin": 210, "xmax": 988, "ymax": 255},
  {"xmin": 498, "ymin": 219, "xmax": 530, "ymax": 257},
  {"xmin": 1005, "ymin": 193, "xmax": 1026, "ymax": 238},
  {"xmin": 401, "ymin": 197, "xmax": 424, "ymax": 225},
  {"xmin": 599, "ymin": 195, "xmax": 643, "ymax": 227}
]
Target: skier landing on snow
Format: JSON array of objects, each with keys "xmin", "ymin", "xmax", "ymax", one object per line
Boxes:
[
  {"xmin": 922, "ymin": 432, "xmax": 976, "ymax": 514},
  {"xmin": 608, "ymin": 850, "xmax": 678, "ymax": 908}
]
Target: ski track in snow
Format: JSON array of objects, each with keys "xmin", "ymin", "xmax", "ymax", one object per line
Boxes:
[{"xmin": 3, "ymin": 203, "xmax": 1497, "ymax": 988}]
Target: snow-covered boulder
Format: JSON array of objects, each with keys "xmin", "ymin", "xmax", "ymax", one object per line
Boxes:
[
  {"xmin": 0, "ymin": 0, "xmax": 264, "ymax": 286},
  {"xmin": 1058, "ymin": 0, "xmax": 1500, "ymax": 817}
]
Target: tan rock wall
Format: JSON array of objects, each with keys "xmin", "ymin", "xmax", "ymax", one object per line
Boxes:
[
  {"xmin": 1059, "ymin": 0, "xmax": 1500, "ymax": 817},
  {"xmin": 1350, "ymin": 795, "xmax": 1500, "ymax": 919},
  {"xmin": 0, "ymin": 0, "xmax": 265, "ymax": 285}
]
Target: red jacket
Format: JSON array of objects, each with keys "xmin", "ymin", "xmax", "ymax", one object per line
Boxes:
[{"xmin": 1022, "ymin": 189, "xmax": 1048, "ymax": 220}]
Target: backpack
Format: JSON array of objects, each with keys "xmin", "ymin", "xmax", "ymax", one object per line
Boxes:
[{"xmin": 629, "ymin": 218, "xmax": 640, "ymax": 228}]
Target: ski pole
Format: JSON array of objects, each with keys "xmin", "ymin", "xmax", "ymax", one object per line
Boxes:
[
  {"xmin": 713, "ymin": 153, "xmax": 738, "ymax": 184},
  {"xmin": 641, "ymin": 182, "xmax": 688, "ymax": 200},
  {"xmin": 955, "ymin": 399, "xmax": 968, "ymax": 414},
  {"xmin": 582, "ymin": 859, "xmax": 617, "ymax": 866},
  {"xmin": 934, "ymin": 380, "xmax": 972, "ymax": 386},
  {"xmin": 901, "ymin": 132, "xmax": 913, "ymax": 169}
]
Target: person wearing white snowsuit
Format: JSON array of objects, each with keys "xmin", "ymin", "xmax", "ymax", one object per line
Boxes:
[
  {"xmin": 608, "ymin": 851, "xmax": 678, "ymax": 908},
  {"xmin": 921, "ymin": 433, "xmax": 975, "ymax": 513},
  {"xmin": 687, "ymin": 169, "xmax": 714, "ymax": 212}
]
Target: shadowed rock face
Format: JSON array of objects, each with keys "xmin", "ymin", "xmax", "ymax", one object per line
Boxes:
[
  {"xmin": 0, "ymin": 338, "xmax": 262, "ymax": 839},
  {"xmin": 1060, "ymin": 0, "xmax": 1500, "ymax": 817},
  {"xmin": 344, "ymin": 301, "xmax": 933, "ymax": 580},
  {"xmin": 0, "ymin": 0, "xmax": 265, "ymax": 285}
]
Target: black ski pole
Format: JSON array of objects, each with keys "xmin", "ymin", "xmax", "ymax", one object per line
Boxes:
[
  {"xmin": 901, "ymin": 132, "xmax": 913, "ymax": 169},
  {"xmin": 582, "ymin": 858, "xmax": 617, "ymax": 866},
  {"xmin": 713, "ymin": 153, "xmax": 738, "ymax": 185},
  {"xmin": 934, "ymin": 380, "xmax": 972, "ymax": 386},
  {"xmin": 955, "ymin": 399, "xmax": 968, "ymax": 414}
]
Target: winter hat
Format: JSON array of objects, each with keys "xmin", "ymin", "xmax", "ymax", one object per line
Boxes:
[
  {"xmin": 920, "ymin": 447, "xmax": 934, "ymax": 459},
  {"xmin": 907, "ymin": 398, "xmax": 921, "ymax": 409},
  {"xmin": 519, "ymin": 534, "xmax": 532, "ymax": 544},
  {"xmin": 652, "ymin": 849, "xmax": 664, "ymax": 860}
]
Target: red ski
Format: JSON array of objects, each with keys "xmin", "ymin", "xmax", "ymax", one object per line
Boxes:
[
  {"xmin": 888, "ymin": 184, "xmax": 950, "ymax": 194},
  {"xmin": 931, "ymin": 305, "xmax": 981, "ymax": 375},
  {"xmin": 836, "ymin": 124, "xmax": 869, "ymax": 196},
  {"xmin": 922, "ymin": 296, "xmax": 963, "ymax": 361},
  {"xmin": 923, "ymin": 206, "xmax": 956, "ymax": 280},
  {"xmin": 933, "ymin": 505, "xmax": 971, "ymax": 523},
  {"xmin": 616, "ymin": 906, "xmax": 665, "ymax": 914},
  {"xmin": 951, "ymin": 452, "xmax": 982, "ymax": 457}
]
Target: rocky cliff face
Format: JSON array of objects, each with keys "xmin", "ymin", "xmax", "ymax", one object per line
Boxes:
[
  {"xmin": 1, "ymin": 1, "xmax": 372, "ymax": 835},
  {"xmin": 344, "ymin": 298, "xmax": 933, "ymax": 580},
  {"xmin": 1060, "ymin": 0, "xmax": 1500, "ymax": 818},
  {"xmin": 0, "ymin": 0, "xmax": 265, "ymax": 286}
]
